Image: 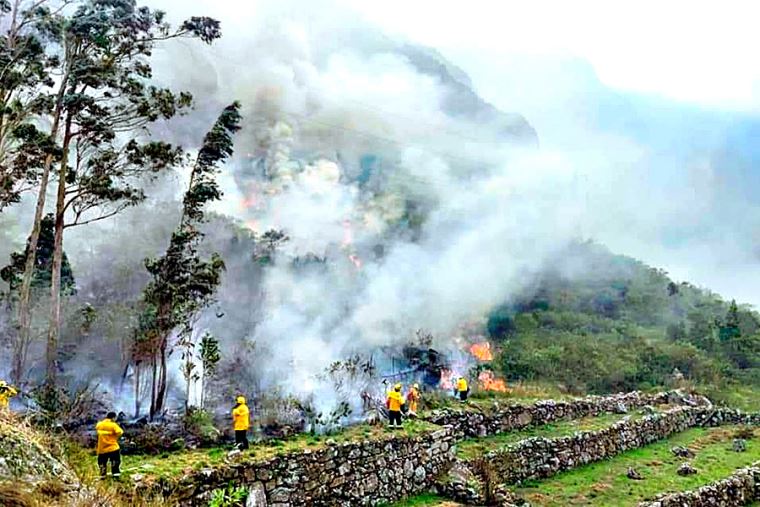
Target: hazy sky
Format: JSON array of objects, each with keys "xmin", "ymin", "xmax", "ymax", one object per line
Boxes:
[{"xmin": 344, "ymin": 0, "xmax": 760, "ymax": 111}]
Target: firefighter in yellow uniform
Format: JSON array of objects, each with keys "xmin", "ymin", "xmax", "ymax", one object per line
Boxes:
[
  {"xmin": 386, "ymin": 383, "xmax": 405, "ymax": 427},
  {"xmin": 456, "ymin": 377, "xmax": 469, "ymax": 403},
  {"xmin": 406, "ymin": 383, "xmax": 420, "ymax": 415},
  {"xmin": 96, "ymin": 411, "xmax": 124, "ymax": 478},
  {"xmin": 232, "ymin": 395, "xmax": 250, "ymax": 450},
  {"xmin": 0, "ymin": 381, "xmax": 18, "ymax": 410}
]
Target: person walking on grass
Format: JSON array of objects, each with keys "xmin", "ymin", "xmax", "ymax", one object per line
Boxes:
[
  {"xmin": 96, "ymin": 411, "xmax": 124, "ymax": 479},
  {"xmin": 232, "ymin": 395, "xmax": 250, "ymax": 450}
]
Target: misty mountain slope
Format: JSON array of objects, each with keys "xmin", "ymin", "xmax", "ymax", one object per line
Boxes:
[
  {"xmin": 491, "ymin": 241, "xmax": 760, "ymax": 399},
  {"xmin": 398, "ymin": 44, "xmax": 538, "ymax": 146}
]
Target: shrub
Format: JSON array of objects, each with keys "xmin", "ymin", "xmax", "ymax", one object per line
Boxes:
[
  {"xmin": 183, "ymin": 407, "xmax": 220, "ymax": 445},
  {"xmin": 208, "ymin": 484, "xmax": 248, "ymax": 507}
]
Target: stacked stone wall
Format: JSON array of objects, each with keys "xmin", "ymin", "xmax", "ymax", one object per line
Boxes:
[
  {"xmin": 142, "ymin": 427, "xmax": 457, "ymax": 506},
  {"xmin": 423, "ymin": 390, "xmax": 690, "ymax": 438},
  {"xmin": 638, "ymin": 463, "xmax": 760, "ymax": 507},
  {"xmin": 484, "ymin": 406, "xmax": 707, "ymax": 484}
]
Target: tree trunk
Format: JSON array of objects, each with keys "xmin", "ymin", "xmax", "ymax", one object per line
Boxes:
[
  {"xmin": 134, "ymin": 362, "xmax": 141, "ymax": 419},
  {"xmin": 184, "ymin": 359, "xmax": 191, "ymax": 415},
  {"xmin": 150, "ymin": 355, "xmax": 157, "ymax": 420},
  {"xmin": 13, "ymin": 142, "xmax": 55, "ymax": 385},
  {"xmin": 13, "ymin": 43, "xmax": 70, "ymax": 385},
  {"xmin": 45, "ymin": 144, "xmax": 71, "ymax": 387},
  {"xmin": 44, "ymin": 120, "xmax": 72, "ymax": 390},
  {"xmin": 154, "ymin": 337, "xmax": 168, "ymax": 416},
  {"xmin": 199, "ymin": 371, "xmax": 205, "ymax": 410}
]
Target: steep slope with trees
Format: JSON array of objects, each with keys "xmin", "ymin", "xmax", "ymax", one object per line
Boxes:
[{"xmin": 491, "ymin": 241, "xmax": 760, "ymax": 403}]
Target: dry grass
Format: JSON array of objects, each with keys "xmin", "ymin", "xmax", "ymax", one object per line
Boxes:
[
  {"xmin": 0, "ymin": 411, "xmax": 170, "ymax": 507},
  {"xmin": 0, "ymin": 410, "xmax": 48, "ymax": 448},
  {"xmin": 0, "ymin": 483, "xmax": 35, "ymax": 507}
]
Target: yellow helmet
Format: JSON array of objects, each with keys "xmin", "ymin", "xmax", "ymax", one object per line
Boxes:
[
  {"xmin": 236, "ymin": 396, "xmax": 246, "ymax": 404},
  {"xmin": 0, "ymin": 380, "xmax": 6, "ymax": 388},
  {"xmin": 394, "ymin": 383, "xmax": 402, "ymax": 391},
  {"xmin": 413, "ymin": 383, "xmax": 419, "ymax": 389}
]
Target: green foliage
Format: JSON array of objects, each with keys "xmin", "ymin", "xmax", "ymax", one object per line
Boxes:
[
  {"xmin": 0, "ymin": 2, "xmax": 62, "ymax": 210},
  {"xmin": 136, "ymin": 103, "xmax": 241, "ymax": 417},
  {"xmin": 253, "ymin": 229, "xmax": 289, "ymax": 265},
  {"xmin": 200, "ymin": 333, "xmax": 221, "ymax": 376},
  {"xmin": 140, "ymin": 102, "xmax": 242, "ymax": 339},
  {"xmin": 492, "ymin": 241, "xmax": 760, "ymax": 395},
  {"xmin": 182, "ymin": 407, "xmax": 220, "ymax": 445},
  {"xmin": 719, "ymin": 299, "xmax": 741, "ymax": 342},
  {"xmin": 1, "ymin": 214, "xmax": 75, "ymax": 297},
  {"xmin": 385, "ymin": 494, "xmax": 447, "ymax": 507},
  {"xmin": 140, "ymin": 107, "xmax": 240, "ymax": 332},
  {"xmin": 486, "ymin": 304, "xmax": 515, "ymax": 339},
  {"xmin": 53, "ymin": 0, "xmax": 216, "ymax": 228}
]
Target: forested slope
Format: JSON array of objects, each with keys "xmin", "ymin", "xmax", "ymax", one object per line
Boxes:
[{"xmin": 489, "ymin": 241, "xmax": 760, "ymax": 406}]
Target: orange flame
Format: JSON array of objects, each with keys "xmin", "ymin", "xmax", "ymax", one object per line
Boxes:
[
  {"xmin": 478, "ymin": 370, "xmax": 508, "ymax": 392},
  {"xmin": 439, "ymin": 369, "xmax": 454, "ymax": 390},
  {"xmin": 469, "ymin": 342, "xmax": 493, "ymax": 361},
  {"xmin": 349, "ymin": 254, "xmax": 363, "ymax": 269}
]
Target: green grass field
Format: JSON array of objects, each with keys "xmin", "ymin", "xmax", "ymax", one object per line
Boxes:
[
  {"xmin": 456, "ymin": 410, "xmax": 648, "ymax": 460},
  {"xmin": 512, "ymin": 425, "xmax": 760, "ymax": 506}
]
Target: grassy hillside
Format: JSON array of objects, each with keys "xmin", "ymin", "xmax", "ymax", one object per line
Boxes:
[{"xmin": 489, "ymin": 241, "xmax": 760, "ymax": 407}]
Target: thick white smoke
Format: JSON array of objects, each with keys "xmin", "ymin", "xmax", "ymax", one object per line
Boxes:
[{"xmin": 119, "ymin": 0, "xmax": 612, "ymax": 416}]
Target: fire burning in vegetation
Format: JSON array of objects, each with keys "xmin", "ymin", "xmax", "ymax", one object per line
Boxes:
[
  {"xmin": 435, "ymin": 340, "xmax": 509, "ymax": 393},
  {"xmin": 469, "ymin": 342, "xmax": 493, "ymax": 361},
  {"xmin": 478, "ymin": 370, "xmax": 508, "ymax": 392},
  {"xmin": 439, "ymin": 369, "xmax": 455, "ymax": 390},
  {"xmin": 348, "ymin": 254, "xmax": 363, "ymax": 269}
]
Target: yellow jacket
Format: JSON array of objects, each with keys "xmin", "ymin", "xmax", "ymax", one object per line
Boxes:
[
  {"xmin": 387, "ymin": 390, "xmax": 405, "ymax": 412},
  {"xmin": 232, "ymin": 403, "xmax": 250, "ymax": 431},
  {"xmin": 0, "ymin": 385, "xmax": 18, "ymax": 408},
  {"xmin": 95, "ymin": 418, "xmax": 124, "ymax": 455},
  {"xmin": 457, "ymin": 378, "xmax": 468, "ymax": 392},
  {"xmin": 407, "ymin": 387, "xmax": 420, "ymax": 411}
]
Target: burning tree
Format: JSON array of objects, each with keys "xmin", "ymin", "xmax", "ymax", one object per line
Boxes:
[{"xmin": 136, "ymin": 102, "xmax": 242, "ymax": 420}]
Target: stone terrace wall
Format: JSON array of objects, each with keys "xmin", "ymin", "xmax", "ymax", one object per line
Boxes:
[
  {"xmin": 423, "ymin": 390, "xmax": 688, "ymax": 438},
  {"xmin": 701, "ymin": 409, "xmax": 760, "ymax": 427},
  {"xmin": 143, "ymin": 426, "xmax": 457, "ymax": 507},
  {"xmin": 484, "ymin": 406, "xmax": 708, "ymax": 484},
  {"xmin": 638, "ymin": 463, "xmax": 760, "ymax": 507},
  {"xmin": 138, "ymin": 394, "xmax": 755, "ymax": 507}
]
